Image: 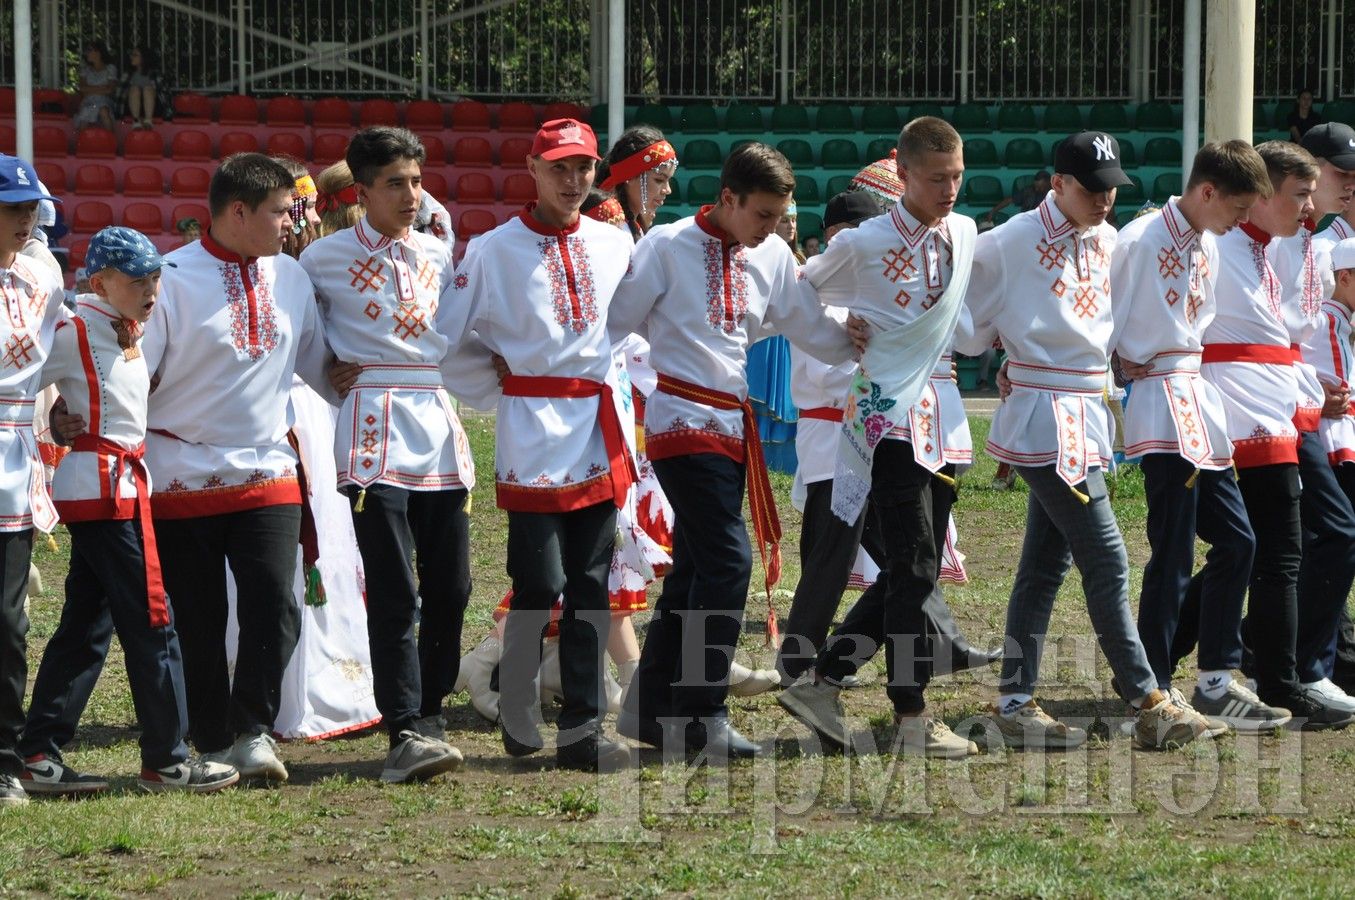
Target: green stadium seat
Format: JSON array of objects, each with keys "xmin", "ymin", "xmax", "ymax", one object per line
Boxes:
[
  {"xmin": 653, "ymin": 210, "xmax": 681, "ymax": 226},
  {"xmin": 1117, "ymin": 139, "xmax": 1138, "ymax": 169},
  {"xmin": 1252, "ymin": 100, "xmax": 1271, "ymax": 129},
  {"xmin": 861, "ymin": 105, "xmax": 902, "ymax": 135},
  {"xmin": 1273, "ymin": 100, "xmax": 1296, "ymax": 128},
  {"xmin": 1135, "ymin": 101, "xmax": 1176, "ymax": 131},
  {"xmin": 1144, "ymin": 136, "xmax": 1182, "ymax": 166},
  {"xmin": 776, "ymin": 138, "xmax": 814, "ymax": 167},
  {"xmin": 725, "ymin": 103, "xmax": 765, "ymax": 132},
  {"xmin": 997, "ymin": 103, "xmax": 1038, "ymax": 132},
  {"xmin": 964, "ymin": 175, "xmax": 1004, "ymax": 205},
  {"xmin": 731, "ymin": 138, "xmax": 759, "ymax": 154},
  {"xmin": 632, "ymin": 104, "xmax": 673, "ymax": 130},
  {"xmin": 865, "ymin": 137, "xmax": 895, "ymax": 161},
  {"xmin": 826, "ymin": 175, "xmax": 855, "ymax": 197},
  {"xmin": 1117, "ymin": 175, "xmax": 1146, "ymax": 205},
  {"xmin": 1003, "ymin": 137, "xmax": 1045, "ymax": 167},
  {"xmin": 950, "ymin": 102, "xmax": 990, "ymax": 132},
  {"xmin": 815, "ymin": 105, "xmax": 855, "ymax": 132},
  {"xmin": 793, "ymin": 176, "xmax": 821, "ymax": 204},
  {"xmin": 820, "ymin": 139, "xmax": 860, "ymax": 167},
  {"xmin": 1152, "ymin": 172, "xmax": 1183, "ymax": 202},
  {"xmin": 963, "ymin": 138, "xmax": 999, "ymax": 169},
  {"xmin": 909, "ymin": 102, "xmax": 944, "ymax": 120},
  {"xmin": 1042, "ymin": 103, "xmax": 1084, "ymax": 132},
  {"xmin": 771, "ymin": 105, "xmax": 812, "ymax": 133},
  {"xmin": 797, "ymin": 211, "xmax": 823, "ymax": 238},
  {"xmin": 687, "ymin": 175, "xmax": 722, "ymax": 204},
  {"xmin": 1323, "ymin": 100, "xmax": 1355, "ymax": 125},
  {"xmin": 682, "ymin": 139, "xmax": 723, "ymax": 169},
  {"xmin": 1088, "ymin": 101, "xmax": 1129, "ymax": 131},
  {"xmin": 680, "ymin": 104, "xmax": 719, "ymax": 133},
  {"xmin": 662, "ymin": 180, "xmax": 681, "ymax": 203},
  {"xmin": 1011, "ymin": 174, "xmax": 1035, "ymax": 195}
]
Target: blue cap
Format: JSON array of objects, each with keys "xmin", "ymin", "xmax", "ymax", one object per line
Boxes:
[
  {"xmin": 0, "ymin": 155, "xmax": 60, "ymax": 205},
  {"xmin": 85, "ymin": 227, "xmax": 176, "ymax": 278}
]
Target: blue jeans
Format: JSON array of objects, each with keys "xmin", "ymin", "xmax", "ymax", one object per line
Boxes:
[{"xmin": 1001, "ymin": 465, "xmax": 1156, "ymax": 700}]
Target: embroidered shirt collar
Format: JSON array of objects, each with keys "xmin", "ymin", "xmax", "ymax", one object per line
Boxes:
[
  {"xmin": 1332, "ymin": 217, "xmax": 1355, "ymax": 240},
  {"xmin": 1036, "ymin": 192, "xmax": 1088, "ymax": 241},
  {"xmin": 0, "ymin": 254, "xmax": 39, "ymax": 289},
  {"xmin": 1240, "ymin": 221, "xmax": 1273, "ymax": 247},
  {"xmin": 890, "ymin": 199, "xmax": 951, "ymax": 248},
  {"xmin": 518, "ymin": 203, "xmax": 581, "ymax": 237},
  {"xmin": 695, "ymin": 204, "xmax": 738, "ymax": 246},
  {"xmin": 354, "ymin": 216, "xmax": 415, "ymax": 255},
  {"xmin": 1161, "ymin": 197, "xmax": 1200, "ymax": 251},
  {"xmin": 201, "ymin": 230, "xmax": 257, "ymax": 265},
  {"xmin": 1322, "ymin": 298, "xmax": 1354, "ymax": 324},
  {"xmin": 75, "ymin": 294, "xmax": 122, "ymax": 321}
]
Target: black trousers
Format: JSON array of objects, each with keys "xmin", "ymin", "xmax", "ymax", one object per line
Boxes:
[
  {"xmin": 154, "ymin": 504, "xmax": 302, "ymax": 753},
  {"xmin": 346, "ymin": 485, "xmax": 471, "ymax": 743},
  {"xmin": 1295, "ymin": 432, "xmax": 1355, "ymax": 683},
  {"xmin": 1331, "ymin": 464, "xmax": 1355, "ymax": 685},
  {"xmin": 20, "ymin": 519, "xmax": 189, "ymax": 768},
  {"xmin": 501, "ymin": 501, "xmax": 615, "ymax": 744},
  {"xmin": 0, "ymin": 529, "xmax": 32, "ymax": 779}
]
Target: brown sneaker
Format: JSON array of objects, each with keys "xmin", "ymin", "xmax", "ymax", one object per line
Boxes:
[
  {"xmin": 1134, "ymin": 689, "xmax": 1213, "ymax": 750},
  {"xmin": 893, "ymin": 713, "xmax": 978, "ymax": 759},
  {"xmin": 988, "ymin": 700, "xmax": 1087, "ymax": 750}
]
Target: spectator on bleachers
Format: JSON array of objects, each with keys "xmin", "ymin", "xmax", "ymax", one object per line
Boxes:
[
  {"xmin": 1288, "ymin": 89, "xmax": 1325, "ymax": 142},
  {"xmin": 119, "ymin": 45, "xmax": 164, "ymax": 130},
  {"xmin": 980, "ymin": 170, "xmax": 1050, "ymax": 224},
  {"xmin": 802, "ymin": 234, "xmax": 821, "ymax": 256},
  {"xmin": 775, "ymin": 202, "xmax": 805, "ymax": 264},
  {"xmin": 174, "ymin": 217, "xmax": 200, "ymax": 247},
  {"xmin": 72, "ymin": 40, "xmax": 118, "ymax": 132}
]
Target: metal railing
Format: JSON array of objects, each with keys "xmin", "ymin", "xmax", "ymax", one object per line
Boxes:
[
  {"xmin": 970, "ymin": 0, "xmax": 1132, "ymax": 102},
  {"xmin": 626, "ymin": 0, "xmax": 779, "ymax": 101}
]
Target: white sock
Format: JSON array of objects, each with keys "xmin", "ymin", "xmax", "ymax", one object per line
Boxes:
[
  {"xmin": 615, "ymin": 658, "xmax": 640, "ymax": 688},
  {"xmin": 1197, "ymin": 670, "xmax": 1232, "ymax": 700},
  {"xmin": 997, "ymin": 693, "xmax": 1032, "ymax": 717}
]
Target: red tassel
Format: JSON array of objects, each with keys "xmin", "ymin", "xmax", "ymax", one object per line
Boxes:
[
  {"xmin": 767, "ymin": 543, "xmax": 782, "ymax": 588},
  {"xmin": 765, "ymin": 601, "xmax": 780, "ymax": 649}
]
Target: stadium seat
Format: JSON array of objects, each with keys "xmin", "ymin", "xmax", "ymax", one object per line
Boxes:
[
  {"xmin": 770, "ymin": 105, "xmax": 811, "ymax": 133},
  {"xmin": 420, "ymin": 170, "xmax": 449, "ymax": 201},
  {"xmin": 0, "ymin": 125, "xmax": 12, "ymax": 154},
  {"xmin": 0, "ymin": 89, "xmax": 10, "ymax": 116},
  {"xmin": 1323, "ymin": 100, "xmax": 1355, "ymax": 125},
  {"xmin": 730, "ymin": 138, "xmax": 758, "ymax": 155},
  {"xmin": 725, "ymin": 104, "xmax": 764, "ymax": 132},
  {"xmin": 544, "ymin": 102, "xmax": 587, "ymax": 122},
  {"xmin": 680, "ymin": 104, "xmax": 719, "ymax": 133},
  {"xmin": 312, "ymin": 133, "xmax": 349, "ymax": 165},
  {"xmin": 1117, "ymin": 174, "xmax": 1147, "ymax": 205},
  {"xmin": 217, "ymin": 94, "xmax": 259, "ymax": 125},
  {"xmin": 1135, "ymin": 101, "xmax": 1176, "ymax": 131},
  {"xmin": 33, "ymin": 125, "xmax": 68, "ymax": 157},
  {"xmin": 171, "ymin": 166, "xmax": 211, "ymax": 198},
  {"xmin": 405, "ymin": 100, "xmax": 445, "ymax": 131},
  {"xmin": 820, "ymin": 139, "xmax": 860, "ymax": 167},
  {"xmin": 1117, "ymin": 138, "xmax": 1138, "ymax": 168},
  {"xmin": 457, "ymin": 208, "xmax": 499, "ymax": 239},
  {"xmin": 1042, "ymin": 103, "xmax": 1084, "ymax": 133},
  {"xmin": 1088, "ymin": 101, "xmax": 1129, "ymax": 131},
  {"xmin": 33, "ymin": 162, "xmax": 66, "ymax": 193},
  {"xmin": 682, "ymin": 139, "xmax": 723, "ymax": 169},
  {"xmin": 456, "ymin": 172, "xmax": 496, "ymax": 203},
  {"xmin": 497, "ymin": 102, "xmax": 538, "ymax": 131},
  {"xmin": 950, "ymin": 103, "xmax": 990, "ymax": 131},
  {"xmin": 502, "ymin": 173, "xmax": 536, "ymax": 204},
  {"xmin": 451, "ymin": 100, "xmax": 491, "ymax": 131},
  {"xmin": 498, "ymin": 138, "xmax": 532, "ymax": 168},
  {"xmin": 266, "ymin": 132, "xmax": 308, "ymax": 160},
  {"xmin": 219, "ymin": 131, "xmax": 261, "ymax": 157},
  {"xmin": 997, "ymin": 103, "xmax": 1038, "ymax": 132},
  {"xmin": 909, "ymin": 102, "xmax": 944, "ymax": 120},
  {"xmin": 123, "ymin": 202, "xmax": 164, "ymax": 234},
  {"xmin": 1144, "ymin": 136, "xmax": 1181, "ymax": 166},
  {"xmin": 312, "ymin": 97, "xmax": 352, "ymax": 127},
  {"xmin": 1252, "ymin": 100, "xmax": 1271, "ymax": 130},
  {"xmin": 123, "ymin": 165, "xmax": 164, "ymax": 197},
  {"xmin": 76, "ymin": 128, "xmax": 118, "ymax": 159},
  {"xmin": 797, "ymin": 211, "xmax": 823, "ymax": 239},
  {"xmin": 687, "ymin": 175, "xmax": 722, "ymax": 204},
  {"xmin": 1003, "ymin": 137, "xmax": 1045, "ymax": 167},
  {"xmin": 826, "ymin": 174, "xmax": 854, "ymax": 197},
  {"xmin": 1273, "ymin": 100, "xmax": 1296, "ymax": 128},
  {"xmin": 68, "ymin": 238, "xmax": 90, "ymax": 268},
  {"xmin": 963, "ymin": 138, "xmax": 999, "ymax": 169},
  {"xmin": 815, "ymin": 105, "xmax": 855, "ymax": 132},
  {"xmin": 453, "ymin": 136, "xmax": 494, "ymax": 167},
  {"xmin": 865, "ymin": 138, "xmax": 895, "ymax": 161},
  {"xmin": 793, "ymin": 176, "xmax": 821, "ymax": 204},
  {"xmin": 652, "ymin": 210, "xmax": 679, "ymax": 227},
  {"xmin": 33, "ymin": 89, "xmax": 69, "ymax": 118},
  {"xmin": 964, "ymin": 175, "xmax": 1004, "ymax": 205},
  {"xmin": 1152, "ymin": 172, "xmax": 1183, "ymax": 203},
  {"xmin": 74, "ymin": 165, "xmax": 117, "ymax": 196},
  {"xmin": 358, "ymin": 99, "xmax": 399, "ymax": 127},
  {"xmin": 776, "ymin": 139, "xmax": 814, "ymax": 167},
  {"xmin": 664, "ymin": 180, "xmax": 681, "ymax": 203},
  {"xmin": 632, "ymin": 105, "xmax": 674, "ymax": 130},
  {"xmin": 861, "ymin": 105, "xmax": 901, "ymax": 135},
  {"xmin": 72, "ymin": 201, "xmax": 114, "ymax": 233},
  {"xmin": 171, "ymin": 203, "xmax": 210, "ymax": 228},
  {"xmin": 1011, "ymin": 174, "xmax": 1034, "ymax": 194},
  {"xmin": 421, "ymin": 135, "xmax": 447, "ymax": 165},
  {"xmin": 265, "ymin": 96, "xmax": 306, "ymax": 126},
  {"xmin": 172, "ymin": 92, "xmax": 212, "ymax": 122},
  {"xmin": 123, "ymin": 129, "xmax": 165, "ymax": 160},
  {"xmin": 171, "ymin": 130, "xmax": 213, "ymax": 162}
]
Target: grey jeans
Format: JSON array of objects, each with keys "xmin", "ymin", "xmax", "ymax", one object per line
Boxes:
[{"xmin": 1000, "ymin": 465, "xmax": 1157, "ymax": 700}]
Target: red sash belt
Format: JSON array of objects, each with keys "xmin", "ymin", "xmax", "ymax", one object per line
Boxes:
[
  {"xmin": 501, "ymin": 374, "xmax": 637, "ymax": 509},
  {"xmin": 1201, "ymin": 343, "xmax": 1294, "ymax": 366},
  {"xmin": 71, "ymin": 435, "xmax": 168, "ymax": 627},
  {"xmin": 1291, "ymin": 344, "xmax": 1305, "ymax": 363},
  {"xmin": 799, "ymin": 406, "xmax": 844, "ymax": 423}
]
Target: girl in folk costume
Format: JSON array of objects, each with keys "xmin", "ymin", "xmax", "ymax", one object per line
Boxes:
[{"xmin": 316, "ymin": 161, "xmax": 364, "ymax": 236}]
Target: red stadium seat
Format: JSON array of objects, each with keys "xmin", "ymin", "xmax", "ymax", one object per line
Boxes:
[
  {"xmin": 450, "ymin": 100, "xmax": 491, "ymax": 131},
  {"xmin": 75, "ymin": 128, "xmax": 118, "ymax": 159},
  {"xmin": 68, "ymin": 238, "xmax": 90, "ymax": 268},
  {"xmin": 217, "ymin": 94, "xmax": 259, "ymax": 124},
  {"xmin": 420, "ymin": 170, "xmax": 449, "ymax": 202},
  {"xmin": 74, "ymin": 165, "xmax": 116, "ymax": 196},
  {"xmin": 266, "ymin": 131, "xmax": 308, "ymax": 160},
  {"xmin": 501, "ymin": 173, "xmax": 536, "ymax": 204},
  {"xmin": 452, "ymin": 137, "xmax": 493, "ymax": 167},
  {"xmin": 171, "ymin": 130, "xmax": 213, "ymax": 162},
  {"xmin": 33, "ymin": 126, "xmax": 68, "ymax": 157},
  {"xmin": 123, "ymin": 202, "xmax": 165, "ymax": 234},
  {"xmin": 0, "ymin": 89, "xmax": 13, "ymax": 116},
  {"xmin": 312, "ymin": 97, "xmax": 352, "ymax": 128},
  {"xmin": 543, "ymin": 102, "xmax": 587, "ymax": 122},
  {"xmin": 123, "ymin": 129, "xmax": 165, "ymax": 160},
  {"xmin": 0, "ymin": 125, "xmax": 13, "ymax": 155},
  {"xmin": 359, "ymin": 99, "xmax": 399, "ymax": 127},
  {"xmin": 312, "ymin": 132, "xmax": 349, "ymax": 165},
  {"xmin": 33, "ymin": 162, "xmax": 66, "ymax": 193},
  {"xmin": 72, "ymin": 201, "xmax": 114, "ymax": 233},
  {"xmin": 171, "ymin": 203, "xmax": 210, "ymax": 229},
  {"xmin": 172, "ymin": 93, "xmax": 212, "ymax": 122},
  {"xmin": 457, "ymin": 208, "xmax": 499, "ymax": 239},
  {"xmin": 419, "ymin": 135, "xmax": 446, "ymax": 166},
  {"xmin": 123, "ymin": 165, "xmax": 165, "ymax": 197},
  {"xmin": 498, "ymin": 138, "xmax": 532, "ymax": 168},
  {"xmin": 218, "ymin": 131, "xmax": 261, "ymax": 157},
  {"xmin": 170, "ymin": 166, "xmax": 211, "ymax": 198},
  {"xmin": 33, "ymin": 89, "xmax": 69, "ymax": 118},
  {"xmin": 265, "ymin": 96, "xmax": 306, "ymax": 126},
  {"xmin": 405, "ymin": 100, "xmax": 444, "ymax": 131},
  {"xmin": 497, "ymin": 102, "xmax": 538, "ymax": 132},
  {"xmin": 455, "ymin": 172, "xmax": 495, "ymax": 203}
]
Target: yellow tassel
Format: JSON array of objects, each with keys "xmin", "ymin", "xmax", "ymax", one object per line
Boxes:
[
  {"xmin": 1070, "ymin": 485, "xmax": 1091, "ymax": 505},
  {"xmin": 464, "ymin": 493, "xmax": 473, "ymax": 515},
  {"xmin": 1184, "ymin": 468, "xmax": 1200, "ymax": 489},
  {"xmin": 44, "ymin": 533, "xmax": 57, "ymax": 552},
  {"xmin": 933, "ymin": 471, "xmax": 959, "ymax": 490},
  {"xmin": 354, "ymin": 488, "xmax": 366, "ymax": 513},
  {"xmin": 1232, "ymin": 462, "xmax": 1240, "ymax": 480}
]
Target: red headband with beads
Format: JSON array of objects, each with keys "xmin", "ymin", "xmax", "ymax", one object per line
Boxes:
[{"xmin": 600, "ymin": 141, "xmax": 677, "ymax": 191}]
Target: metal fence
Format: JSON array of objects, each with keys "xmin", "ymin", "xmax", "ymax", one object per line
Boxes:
[
  {"xmin": 626, "ymin": 0, "xmax": 779, "ymax": 100},
  {"xmin": 970, "ymin": 0, "xmax": 1132, "ymax": 102}
]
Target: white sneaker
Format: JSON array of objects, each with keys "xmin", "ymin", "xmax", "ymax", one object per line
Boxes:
[
  {"xmin": 461, "ymin": 636, "xmax": 501, "ymax": 723},
  {"xmin": 380, "ymin": 731, "xmax": 463, "ymax": 784},
  {"xmin": 728, "ymin": 661, "xmax": 780, "ymax": 697},
  {"xmin": 1300, "ymin": 678, "xmax": 1355, "ymax": 715},
  {"xmin": 138, "ymin": 759, "xmax": 239, "ymax": 794},
  {"xmin": 227, "ymin": 733, "xmax": 289, "ymax": 782}
]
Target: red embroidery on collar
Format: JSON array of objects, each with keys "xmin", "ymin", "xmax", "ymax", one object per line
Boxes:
[
  {"xmin": 201, "ymin": 231, "xmax": 257, "ymax": 265},
  {"xmin": 1240, "ymin": 221, "xmax": 1272, "ymax": 246},
  {"xmin": 518, "ymin": 203, "xmax": 582, "ymax": 237}
]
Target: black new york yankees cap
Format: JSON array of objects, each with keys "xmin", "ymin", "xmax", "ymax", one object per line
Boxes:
[
  {"xmin": 1055, "ymin": 131, "xmax": 1133, "ymax": 193},
  {"xmin": 1301, "ymin": 122, "xmax": 1355, "ymax": 171}
]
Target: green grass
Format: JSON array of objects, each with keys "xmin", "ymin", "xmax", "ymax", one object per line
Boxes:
[{"xmin": 5, "ymin": 414, "xmax": 1355, "ymax": 897}]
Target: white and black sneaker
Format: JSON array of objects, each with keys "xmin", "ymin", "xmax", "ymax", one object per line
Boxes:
[
  {"xmin": 380, "ymin": 730, "xmax": 464, "ymax": 784},
  {"xmin": 0, "ymin": 774, "xmax": 29, "ymax": 807},
  {"xmin": 20, "ymin": 754, "xmax": 109, "ymax": 796},
  {"xmin": 138, "ymin": 760, "xmax": 240, "ymax": 794},
  {"xmin": 1191, "ymin": 680, "xmax": 1292, "ymax": 732},
  {"xmin": 203, "ymin": 733, "xmax": 289, "ymax": 782}
]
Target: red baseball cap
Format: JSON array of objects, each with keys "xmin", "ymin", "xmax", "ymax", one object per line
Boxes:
[{"xmin": 531, "ymin": 118, "xmax": 600, "ymax": 161}]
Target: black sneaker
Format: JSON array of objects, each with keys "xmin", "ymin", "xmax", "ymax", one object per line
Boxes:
[
  {"xmin": 21, "ymin": 754, "xmax": 109, "ymax": 796},
  {"xmin": 1271, "ymin": 690, "xmax": 1355, "ymax": 731},
  {"xmin": 137, "ymin": 759, "xmax": 240, "ymax": 793},
  {"xmin": 557, "ymin": 728, "xmax": 634, "ymax": 773},
  {"xmin": 0, "ymin": 774, "xmax": 28, "ymax": 807}
]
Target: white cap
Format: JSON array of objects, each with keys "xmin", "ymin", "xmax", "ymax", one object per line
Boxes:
[{"xmin": 1333, "ymin": 238, "xmax": 1355, "ymax": 272}]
